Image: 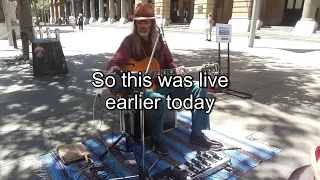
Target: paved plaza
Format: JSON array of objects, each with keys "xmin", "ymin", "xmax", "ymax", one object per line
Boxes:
[{"xmin": 0, "ymin": 26, "xmax": 320, "ymax": 180}]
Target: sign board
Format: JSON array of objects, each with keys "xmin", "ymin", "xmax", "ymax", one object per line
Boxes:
[{"xmin": 216, "ymin": 23, "xmax": 232, "ymax": 43}]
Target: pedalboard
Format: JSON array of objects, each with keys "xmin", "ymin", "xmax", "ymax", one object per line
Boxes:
[{"xmin": 151, "ymin": 150, "xmax": 231, "ymax": 179}]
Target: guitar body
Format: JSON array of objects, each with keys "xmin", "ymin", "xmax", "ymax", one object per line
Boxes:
[
  {"xmin": 111, "ymin": 57, "xmax": 160, "ymax": 98},
  {"xmin": 108, "ymin": 56, "xmax": 219, "ymax": 98}
]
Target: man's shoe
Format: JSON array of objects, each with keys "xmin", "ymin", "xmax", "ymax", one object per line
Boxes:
[
  {"xmin": 153, "ymin": 140, "xmax": 170, "ymax": 156},
  {"xmin": 190, "ymin": 133, "xmax": 223, "ymax": 151}
]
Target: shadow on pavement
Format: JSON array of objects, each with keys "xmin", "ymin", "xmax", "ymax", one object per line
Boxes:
[
  {"xmin": 257, "ymin": 48, "xmax": 320, "ymax": 53},
  {"xmin": 0, "ymin": 48, "xmax": 319, "ymax": 180}
]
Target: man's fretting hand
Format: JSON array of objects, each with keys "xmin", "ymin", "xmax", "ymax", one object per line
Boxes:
[{"xmin": 175, "ymin": 66, "xmax": 186, "ymax": 76}]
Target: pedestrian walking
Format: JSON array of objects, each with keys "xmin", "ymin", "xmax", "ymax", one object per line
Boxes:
[
  {"xmin": 78, "ymin": 14, "xmax": 84, "ymax": 32},
  {"xmin": 177, "ymin": 8, "xmax": 181, "ymax": 23},
  {"xmin": 205, "ymin": 13, "xmax": 215, "ymax": 41},
  {"xmin": 184, "ymin": 9, "xmax": 188, "ymax": 23},
  {"xmin": 69, "ymin": 13, "xmax": 76, "ymax": 32}
]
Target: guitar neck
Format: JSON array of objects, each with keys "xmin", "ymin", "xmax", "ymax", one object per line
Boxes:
[
  {"xmin": 183, "ymin": 66, "xmax": 205, "ymax": 73},
  {"xmin": 146, "ymin": 66, "xmax": 207, "ymax": 76},
  {"xmin": 146, "ymin": 69, "xmax": 176, "ymax": 76}
]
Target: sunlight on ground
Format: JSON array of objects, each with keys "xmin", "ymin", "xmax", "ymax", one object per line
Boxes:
[
  {"xmin": 59, "ymin": 94, "xmax": 76, "ymax": 103},
  {"xmin": 0, "ymin": 84, "xmax": 36, "ymax": 94},
  {"xmin": 29, "ymin": 105, "xmax": 49, "ymax": 114}
]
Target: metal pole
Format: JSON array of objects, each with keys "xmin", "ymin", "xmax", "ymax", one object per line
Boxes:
[
  {"xmin": 248, "ymin": 0, "xmax": 260, "ymax": 47},
  {"xmin": 55, "ymin": 29, "xmax": 60, "ymax": 41},
  {"xmin": 2, "ymin": 0, "xmax": 13, "ymax": 46},
  {"xmin": 218, "ymin": 43, "xmax": 221, "ymax": 76},
  {"xmin": 227, "ymin": 43, "xmax": 230, "ymax": 78},
  {"xmin": 12, "ymin": 29, "xmax": 18, "ymax": 49},
  {"xmin": 40, "ymin": 28, "xmax": 44, "ymax": 39},
  {"xmin": 46, "ymin": 27, "xmax": 50, "ymax": 37}
]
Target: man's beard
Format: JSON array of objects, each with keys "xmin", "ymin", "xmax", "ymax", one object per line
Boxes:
[{"xmin": 137, "ymin": 28, "xmax": 150, "ymax": 37}]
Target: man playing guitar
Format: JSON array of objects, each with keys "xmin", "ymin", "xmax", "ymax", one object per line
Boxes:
[{"xmin": 106, "ymin": 3, "xmax": 223, "ymax": 156}]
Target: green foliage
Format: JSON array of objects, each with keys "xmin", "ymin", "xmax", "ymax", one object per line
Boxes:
[{"xmin": 31, "ymin": 0, "xmax": 50, "ymax": 16}]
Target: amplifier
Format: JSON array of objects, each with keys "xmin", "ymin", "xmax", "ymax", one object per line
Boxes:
[
  {"xmin": 151, "ymin": 150, "xmax": 231, "ymax": 179},
  {"xmin": 119, "ymin": 109, "xmax": 177, "ymax": 140},
  {"xmin": 32, "ymin": 38, "xmax": 68, "ymax": 76}
]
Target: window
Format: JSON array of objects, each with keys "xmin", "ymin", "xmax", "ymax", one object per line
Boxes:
[
  {"xmin": 287, "ymin": 0, "xmax": 294, "ymax": 9},
  {"xmin": 295, "ymin": 0, "xmax": 303, "ymax": 9}
]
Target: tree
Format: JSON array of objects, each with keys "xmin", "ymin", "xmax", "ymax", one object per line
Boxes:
[
  {"xmin": 0, "ymin": 1, "xmax": 4, "ymax": 19},
  {"xmin": 31, "ymin": 0, "xmax": 51, "ymax": 21},
  {"xmin": 17, "ymin": 0, "xmax": 35, "ymax": 59}
]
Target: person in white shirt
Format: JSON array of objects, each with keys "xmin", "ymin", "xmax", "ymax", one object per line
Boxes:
[
  {"xmin": 204, "ymin": 13, "xmax": 215, "ymax": 41},
  {"xmin": 176, "ymin": 8, "xmax": 180, "ymax": 23},
  {"xmin": 69, "ymin": 13, "xmax": 76, "ymax": 32}
]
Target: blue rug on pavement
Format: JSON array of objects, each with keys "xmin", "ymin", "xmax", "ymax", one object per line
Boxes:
[{"xmin": 39, "ymin": 111, "xmax": 280, "ymax": 180}]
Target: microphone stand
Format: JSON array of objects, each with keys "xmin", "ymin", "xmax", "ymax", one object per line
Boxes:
[
  {"xmin": 158, "ymin": 25, "xmax": 167, "ymax": 45},
  {"xmin": 134, "ymin": 32, "xmax": 161, "ymax": 179},
  {"xmin": 103, "ymin": 33, "xmax": 161, "ymax": 180}
]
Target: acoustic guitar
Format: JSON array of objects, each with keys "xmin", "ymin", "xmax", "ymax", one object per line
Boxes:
[{"xmin": 110, "ymin": 57, "xmax": 219, "ymax": 98}]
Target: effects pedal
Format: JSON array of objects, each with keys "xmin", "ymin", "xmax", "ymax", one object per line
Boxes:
[{"xmin": 151, "ymin": 150, "xmax": 231, "ymax": 180}]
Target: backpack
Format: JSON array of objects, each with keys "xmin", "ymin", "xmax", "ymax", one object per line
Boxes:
[{"xmin": 78, "ymin": 16, "xmax": 83, "ymax": 23}]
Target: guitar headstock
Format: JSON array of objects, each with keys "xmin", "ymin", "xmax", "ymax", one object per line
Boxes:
[{"xmin": 201, "ymin": 62, "xmax": 220, "ymax": 72}]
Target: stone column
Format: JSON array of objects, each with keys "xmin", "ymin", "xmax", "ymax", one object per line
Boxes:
[
  {"xmin": 293, "ymin": 0, "xmax": 318, "ymax": 35},
  {"xmin": 66, "ymin": 2, "xmax": 71, "ymax": 17},
  {"xmin": 50, "ymin": 4, "xmax": 55, "ymax": 23},
  {"xmin": 98, "ymin": 0, "xmax": 106, "ymax": 23},
  {"xmin": 76, "ymin": 0, "xmax": 81, "ymax": 16},
  {"xmin": 317, "ymin": 6, "xmax": 320, "ymax": 25},
  {"xmin": 189, "ymin": 0, "xmax": 214, "ymax": 30},
  {"xmin": 153, "ymin": 0, "xmax": 170, "ymax": 27},
  {"xmin": 83, "ymin": 0, "xmax": 89, "ymax": 24},
  {"xmin": 119, "ymin": 0, "xmax": 128, "ymax": 24},
  {"xmin": 108, "ymin": 0, "xmax": 115, "ymax": 23},
  {"xmin": 71, "ymin": 0, "xmax": 75, "ymax": 15},
  {"xmin": 55, "ymin": 3, "xmax": 59, "ymax": 23},
  {"xmin": 60, "ymin": 2, "xmax": 65, "ymax": 18},
  {"xmin": 228, "ymin": 0, "xmax": 253, "ymax": 32},
  {"xmin": 89, "ymin": 0, "xmax": 97, "ymax": 23},
  {"xmin": 0, "ymin": 1, "xmax": 4, "ymax": 22}
]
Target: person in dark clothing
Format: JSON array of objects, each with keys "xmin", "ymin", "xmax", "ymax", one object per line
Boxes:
[
  {"xmin": 105, "ymin": 3, "xmax": 223, "ymax": 156},
  {"xmin": 78, "ymin": 14, "xmax": 84, "ymax": 32}
]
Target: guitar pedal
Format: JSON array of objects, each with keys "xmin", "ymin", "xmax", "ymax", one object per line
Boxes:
[
  {"xmin": 169, "ymin": 150, "xmax": 231, "ymax": 179},
  {"xmin": 150, "ymin": 149, "xmax": 231, "ymax": 180}
]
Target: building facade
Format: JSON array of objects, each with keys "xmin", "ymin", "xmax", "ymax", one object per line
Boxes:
[
  {"xmin": 1, "ymin": 0, "xmax": 318, "ymax": 36},
  {"xmin": 49, "ymin": 0, "xmax": 319, "ymax": 35}
]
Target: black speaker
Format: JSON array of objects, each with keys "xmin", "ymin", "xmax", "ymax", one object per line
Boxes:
[
  {"xmin": 132, "ymin": 109, "xmax": 177, "ymax": 140},
  {"xmin": 32, "ymin": 38, "xmax": 68, "ymax": 76}
]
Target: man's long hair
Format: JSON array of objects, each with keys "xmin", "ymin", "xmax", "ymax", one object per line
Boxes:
[{"xmin": 132, "ymin": 20, "xmax": 159, "ymax": 57}]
